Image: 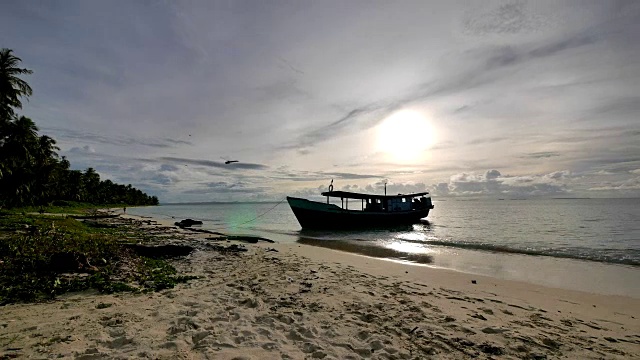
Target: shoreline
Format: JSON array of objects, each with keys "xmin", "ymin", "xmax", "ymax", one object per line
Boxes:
[
  {"xmin": 124, "ymin": 205, "xmax": 640, "ymax": 298},
  {"xmin": 1, "ymin": 213, "xmax": 638, "ymax": 359}
]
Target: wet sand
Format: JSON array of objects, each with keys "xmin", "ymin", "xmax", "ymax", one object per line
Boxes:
[{"xmin": 1, "ymin": 214, "xmax": 638, "ymax": 359}]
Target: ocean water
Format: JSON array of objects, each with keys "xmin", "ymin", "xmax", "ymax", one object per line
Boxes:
[{"xmin": 129, "ymin": 198, "xmax": 640, "ymax": 297}]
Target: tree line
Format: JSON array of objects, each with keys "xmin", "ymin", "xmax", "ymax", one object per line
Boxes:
[{"xmin": 0, "ymin": 48, "xmax": 158, "ymax": 208}]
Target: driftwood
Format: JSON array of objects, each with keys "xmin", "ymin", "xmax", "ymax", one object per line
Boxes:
[
  {"xmin": 204, "ymin": 243, "xmax": 248, "ymax": 253},
  {"xmin": 226, "ymin": 235, "xmax": 274, "ymax": 243},
  {"xmin": 122, "ymin": 244, "xmax": 194, "ymax": 258},
  {"xmin": 205, "ymin": 235, "xmax": 274, "ymax": 243}
]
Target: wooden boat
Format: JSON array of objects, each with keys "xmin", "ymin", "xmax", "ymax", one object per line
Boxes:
[{"xmin": 287, "ymin": 187, "xmax": 434, "ymax": 230}]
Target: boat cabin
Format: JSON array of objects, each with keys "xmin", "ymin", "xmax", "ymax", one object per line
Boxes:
[{"xmin": 320, "ymin": 190, "xmax": 433, "ymax": 213}]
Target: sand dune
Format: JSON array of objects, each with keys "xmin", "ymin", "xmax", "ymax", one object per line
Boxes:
[{"xmin": 1, "ymin": 217, "xmax": 638, "ymax": 359}]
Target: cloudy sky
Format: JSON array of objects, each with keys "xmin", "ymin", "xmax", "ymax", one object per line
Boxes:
[{"xmin": 2, "ymin": 0, "xmax": 639, "ymax": 202}]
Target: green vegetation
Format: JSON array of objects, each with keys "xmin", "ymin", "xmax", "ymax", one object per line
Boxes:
[
  {"xmin": 0, "ymin": 212, "xmax": 197, "ymax": 305},
  {"xmin": 0, "ymin": 48, "xmax": 158, "ymax": 208}
]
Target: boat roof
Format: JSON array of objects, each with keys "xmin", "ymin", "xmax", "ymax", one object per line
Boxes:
[{"xmin": 320, "ymin": 190, "xmax": 429, "ymax": 200}]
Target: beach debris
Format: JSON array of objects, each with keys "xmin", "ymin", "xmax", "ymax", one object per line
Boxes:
[
  {"xmin": 174, "ymin": 218, "xmax": 203, "ymax": 228},
  {"xmin": 409, "ymin": 326, "xmax": 419, "ymax": 334},
  {"xmin": 122, "ymin": 244, "xmax": 194, "ymax": 258},
  {"xmin": 528, "ymin": 353, "xmax": 548, "ymax": 360},
  {"xmin": 82, "ymin": 220, "xmax": 118, "ymax": 228},
  {"xmin": 226, "ymin": 235, "xmax": 275, "ymax": 243},
  {"xmin": 481, "ymin": 327, "xmax": 508, "ymax": 334},
  {"xmin": 454, "ymin": 337, "xmax": 475, "ymax": 347},
  {"xmin": 542, "ymin": 338, "xmax": 561, "ymax": 350},
  {"xmin": 205, "ymin": 234, "xmax": 275, "ymax": 243},
  {"xmin": 205, "ymin": 243, "xmax": 247, "ymax": 253},
  {"xmin": 478, "ymin": 342, "xmax": 504, "ymax": 355},
  {"xmin": 471, "ymin": 280, "xmax": 477, "ymax": 284}
]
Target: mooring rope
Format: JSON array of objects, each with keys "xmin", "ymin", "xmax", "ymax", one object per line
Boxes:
[
  {"xmin": 133, "ymin": 198, "xmax": 288, "ymax": 231},
  {"xmin": 231, "ymin": 198, "xmax": 288, "ymax": 228}
]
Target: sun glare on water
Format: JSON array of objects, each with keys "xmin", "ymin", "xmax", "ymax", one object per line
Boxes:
[{"xmin": 376, "ymin": 110, "xmax": 436, "ymax": 162}]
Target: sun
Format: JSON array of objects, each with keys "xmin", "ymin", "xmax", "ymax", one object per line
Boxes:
[{"xmin": 376, "ymin": 110, "xmax": 436, "ymax": 162}]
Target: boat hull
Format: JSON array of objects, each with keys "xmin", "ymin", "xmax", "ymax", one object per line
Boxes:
[{"xmin": 287, "ymin": 196, "xmax": 432, "ymax": 230}]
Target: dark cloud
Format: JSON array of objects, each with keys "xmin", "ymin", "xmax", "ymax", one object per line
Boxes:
[
  {"xmin": 44, "ymin": 127, "xmax": 193, "ymax": 148},
  {"xmin": 587, "ymin": 96, "xmax": 640, "ymax": 118},
  {"xmin": 322, "ymin": 172, "xmax": 380, "ymax": 180},
  {"xmin": 159, "ymin": 164, "xmax": 180, "ymax": 172},
  {"xmin": 280, "ymin": 105, "xmax": 387, "ymax": 151},
  {"xmin": 269, "ymin": 169, "xmax": 379, "ymax": 182},
  {"xmin": 159, "ymin": 157, "xmax": 268, "ymax": 170},
  {"xmin": 521, "ymin": 151, "xmax": 561, "ymax": 159},
  {"xmin": 467, "ymin": 136, "xmax": 510, "ymax": 146},
  {"xmin": 68, "ymin": 145, "xmax": 95, "ymax": 154},
  {"xmin": 528, "ymin": 33, "xmax": 598, "ymax": 59},
  {"xmin": 182, "ymin": 182, "xmax": 269, "ymax": 195}
]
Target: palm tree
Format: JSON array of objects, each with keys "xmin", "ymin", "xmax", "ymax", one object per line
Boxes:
[
  {"xmin": 82, "ymin": 167, "xmax": 101, "ymax": 203},
  {"xmin": 0, "ymin": 48, "xmax": 33, "ymax": 119},
  {"xmin": 0, "ymin": 49, "xmax": 32, "ymax": 188},
  {"xmin": 0, "ymin": 116, "xmax": 41, "ymax": 206},
  {"xmin": 32, "ymin": 135, "xmax": 60, "ymax": 203}
]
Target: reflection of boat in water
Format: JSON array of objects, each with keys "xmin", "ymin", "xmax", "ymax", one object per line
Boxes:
[
  {"xmin": 296, "ymin": 236, "xmax": 435, "ymax": 264},
  {"xmin": 287, "ymin": 183, "xmax": 434, "ymax": 230}
]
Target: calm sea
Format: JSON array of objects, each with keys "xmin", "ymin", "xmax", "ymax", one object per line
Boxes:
[{"xmin": 129, "ymin": 198, "xmax": 640, "ymax": 297}]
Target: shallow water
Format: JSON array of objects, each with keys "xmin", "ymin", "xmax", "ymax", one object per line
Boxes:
[{"xmin": 129, "ymin": 198, "xmax": 640, "ymax": 297}]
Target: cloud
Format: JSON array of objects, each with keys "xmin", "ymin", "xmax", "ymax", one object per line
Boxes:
[
  {"xmin": 433, "ymin": 169, "xmax": 571, "ymax": 197},
  {"xmin": 68, "ymin": 145, "xmax": 95, "ymax": 154},
  {"xmin": 461, "ymin": 1, "xmax": 549, "ymax": 36},
  {"xmin": 323, "ymin": 172, "xmax": 380, "ymax": 180},
  {"xmin": 362, "ymin": 180, "xmax": 428, "ymax": 195},
  {"xmin": 521, "ymin": 151, "xmax": 561, "ymax": 159},
  {"xmin": 182, "ymin": 181, "xmax": 269, "ymax": 195},
  {"xmin": 44, "ymin": 127, "xmax": 193, "ymax": 148},
  {"xmin": 588, "ymin": 177, "xmax": 640, "ymax": 191},
  {"xmin": 159, "ymin": 157, "xmax": 268, "ymax": 170},
  {"xmin": 268, "ymin": 168, "xmax": 380, "ymax": 182}
]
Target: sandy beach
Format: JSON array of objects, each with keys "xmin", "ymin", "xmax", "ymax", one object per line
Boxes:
[{"xmin": 1, "ymin": 214, "xmax": 638, "ymax": 359}]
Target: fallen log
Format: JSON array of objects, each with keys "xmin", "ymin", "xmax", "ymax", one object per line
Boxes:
[
  {"xmin": 122, "ymin": 244, "xmax": 194, "ymax": 258},
  {"xmin": 226, "ymin": 235, "xmax": 275, "ymax": 243}
]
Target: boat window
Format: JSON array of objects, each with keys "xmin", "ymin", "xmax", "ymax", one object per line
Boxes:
[{"xmin": 402, "ymin": 198, "xmax": 406, "ymax": 203}]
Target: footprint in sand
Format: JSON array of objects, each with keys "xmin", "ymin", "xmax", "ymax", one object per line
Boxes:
[{"xmin": 167, "ymin": 317, "xmax": 200, "ymax": 335}]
